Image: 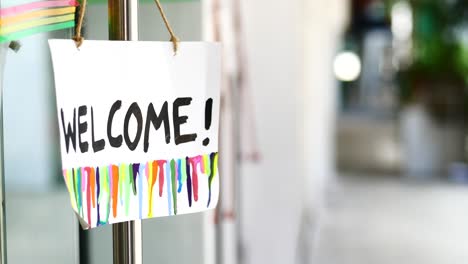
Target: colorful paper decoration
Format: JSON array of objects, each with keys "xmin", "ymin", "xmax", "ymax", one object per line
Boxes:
[
  {"xmin": 49, "ymin": 40, "xmax": 221, "ymax": 229},
  {"xmin": 0, "ymin": 0, "xmax": 78, "ymax": 43}
]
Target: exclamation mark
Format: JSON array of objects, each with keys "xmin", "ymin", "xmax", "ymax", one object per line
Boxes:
[{"xmin": 203, "ymin": 98, "xmax": 213, "ymax": 146}]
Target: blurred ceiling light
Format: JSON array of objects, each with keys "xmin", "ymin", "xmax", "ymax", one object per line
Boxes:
[
  {"xmin": 333, "ymin": 51, "xmax": 361, "ymax": 82},
  {"xmin": 391, "ymin": 1, "xmax": 413, "ymax": 41}
]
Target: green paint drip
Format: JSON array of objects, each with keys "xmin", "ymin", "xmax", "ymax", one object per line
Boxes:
[
  {"xmin": 104, "ymin": 167, "xmax": 111, "ymax": 224},
  {"xmin": 129, "ymin": 164, "xmax": 136, "ymax": 195},
  {"xmin": 170, "ymin": 159, "xmax": 177, "ymax": 215},
  {"xmin": 101, "ymin": 167, "xmax": 110, "ymax": 224},
  {"xmin": 0, "ymin": 21, "xmax": 75, "ymax": 43},
  {"xmin": 72, "ymin": 169, "xmax": 79, "ymax": 215},
  {"xmin": 124, "ymin": 164, "xmax": 133, "ymax": 216}
]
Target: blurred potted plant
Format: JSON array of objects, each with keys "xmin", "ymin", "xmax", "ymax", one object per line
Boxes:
[{"xmin": 391, "ymin": 0, "xmax": 468, "ymax": 177}]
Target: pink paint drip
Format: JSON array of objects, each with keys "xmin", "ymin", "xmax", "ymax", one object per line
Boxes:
[
  {"xmin": 108, "ymin": 165, "xmax": 114, "ymax": 218},
  {"xmin": 81, "ymin": 168, "xmax": 87, "ymax": 193},
  {"xmin": 62, "ymin": 169, "xmax": 68, "ymax": 186},
  {"xmin": 156, "ymin": 160, "xmax": 166, "ymax": 197},
  {"xmin": 85, "ymin": 167, "xmax": 92, "ymax": 226},
  {"xmin": 145, "ymin": 162, "xmax": 150, "ymax": 181}
]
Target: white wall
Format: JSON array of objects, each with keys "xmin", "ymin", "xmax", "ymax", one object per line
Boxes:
[
  {"xmin": 239, "ymin": 1, "xmax": 348, "ymax": 263},
  {"xmin": 301, "ymin": 0, "xmax": 348, "ymax": 212},
  {"xmin": 239, "ymin": 0, "xmax": 303, "ymax": 263}
]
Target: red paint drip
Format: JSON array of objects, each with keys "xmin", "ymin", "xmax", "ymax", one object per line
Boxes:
[
  {"xmin": 190, "ymin": 156, "xmax": 202, "ymax": 202},
  {"xmin": 85, "ymin": 167, "xmax": 92, "ymax": 226},
  {"xmin": 156, "ymin": 160, "xmax": 166, "ymax": 197}
]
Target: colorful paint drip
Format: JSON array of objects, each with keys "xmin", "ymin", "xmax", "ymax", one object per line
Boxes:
[
  {"xmin": 0, "ymin": 0, "xmax": 78, "ymax": 43},
  {"xmin": 62, "ymin": 152, "xmax": 219, "ymax": 228}
]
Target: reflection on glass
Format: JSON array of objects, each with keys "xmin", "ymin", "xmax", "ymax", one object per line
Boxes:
[{"xmin": 2, "ymin": 28, "xmax": 78, "ymax": 263}]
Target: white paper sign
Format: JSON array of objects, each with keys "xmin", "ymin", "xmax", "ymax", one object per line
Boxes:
[{"xmin": 49, "ymin": 40, "xmax": 220, "ymax": 229}]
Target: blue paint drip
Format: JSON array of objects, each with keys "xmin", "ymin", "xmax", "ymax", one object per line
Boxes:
[
  {"xmin": 138, "ymin": 163, "xmax": 146, "ymax": 219},
  {"xmin": 104, "ymin": 165, "xmax": 112, "ymax": 224},
  {"xmin": 186, "ymin": 157, "xmax": 192, "ymax": 207},
  {"xmin": 177, "ymin": 159, "xmax": 183, "ymax": 193},
  {"xmin": 165, "ymin": 162, "xmax": 172, "ymax": 215}
]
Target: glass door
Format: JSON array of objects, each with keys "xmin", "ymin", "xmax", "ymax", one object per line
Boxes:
[{"xmin": 1, "ymin": 18, "xmax": 79, "ymax": 264}]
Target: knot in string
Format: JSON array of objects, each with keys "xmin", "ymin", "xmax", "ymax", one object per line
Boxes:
[{"xmin": 154, "ymin": 0, "xmax": 180, "ymax": 54}]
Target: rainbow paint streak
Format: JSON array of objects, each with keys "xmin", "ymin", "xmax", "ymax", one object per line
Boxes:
[
  {"xmin": 0, "ymin": 0, "xmax": 78, "ymax": 43},
  {"xmin": 62, "ymin": 152, "xmax": 219, "ymax": 228}
]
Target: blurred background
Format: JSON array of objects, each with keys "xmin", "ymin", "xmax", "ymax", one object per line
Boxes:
[{"xmin": 1, "ymin": 0, "xmax": 468, "ymax": 263}]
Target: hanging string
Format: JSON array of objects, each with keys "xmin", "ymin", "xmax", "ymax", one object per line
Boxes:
[
  {"xmin": 72, "ymin": 0, "xmax": 179, "ymax": 53},
  {"xmin": 153, "ymin": 0, "xmax": 179, "ymax": 54},
  {"xmin": 73, "ymin": 0, "xmax": 87, "ymax": 48}
]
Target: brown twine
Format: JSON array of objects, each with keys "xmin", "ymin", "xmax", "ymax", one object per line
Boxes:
[
  {"xmin": 73, "ymin": 0, "xmax": 87, "ymax": 48},
  {"xmin": 72, "ymin": 0, "xmax": 179, "ymax": 53},
  {"xmin": 153, "ymin": 0, "xmax": 179, "ymax": 54}
]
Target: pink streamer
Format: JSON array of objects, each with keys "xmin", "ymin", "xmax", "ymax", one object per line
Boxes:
[{"xmin": 1, "ymin": 0, "xmax": 79, "ymax": 17}]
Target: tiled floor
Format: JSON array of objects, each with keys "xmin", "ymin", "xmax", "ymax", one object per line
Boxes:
[{"xmin": 314, "ymin": 174, "xmax": 468, "ymax": 264}]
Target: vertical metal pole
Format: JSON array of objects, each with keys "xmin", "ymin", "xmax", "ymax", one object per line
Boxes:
[
  {"xmin": 109, "ymin": 0, "xmax": 138, "ymax": 41},
  {"xmin": 108, "ymin": 0, "xmax": 142, "ymax": 264},
  {"xmin": 0, "ymin": 43, "xmax": 8, "ymax": 264},
  {"xmin": 0, "ymin": 77, "xmax": 6, "ymax": 264},
  {"xmin": 112, "ymin": 221, "xmax": 142, "ymax": 264},
  {"xmin": 78, "ymin": 224, "xmax": 90, "ymax": 264}
]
